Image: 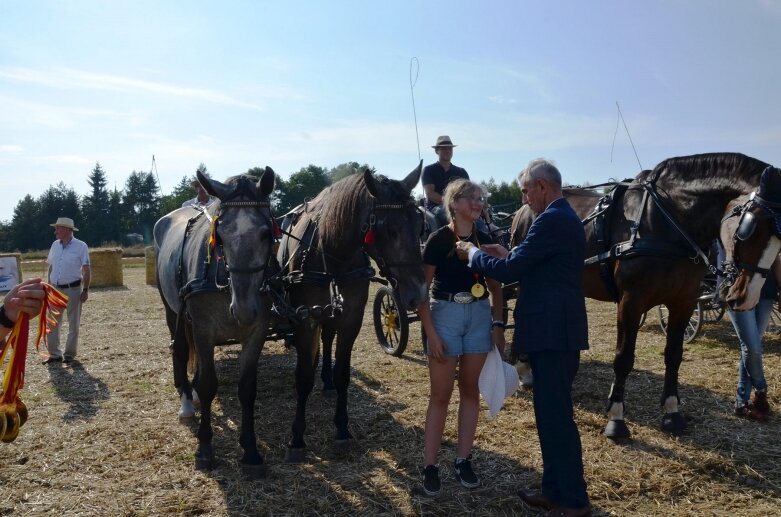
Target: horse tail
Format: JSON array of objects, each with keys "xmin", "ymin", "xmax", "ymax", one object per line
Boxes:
[{"xmin": 183, "ymin": 321, "xmax": 199, "ymax": 375}]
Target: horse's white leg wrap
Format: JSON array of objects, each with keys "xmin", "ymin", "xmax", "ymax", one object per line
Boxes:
[
  {"xmin": 663, "ymin": 395, "xmax": 679, "ymax": 414},
  {"xmin": 516, "ymin": 362, "xmax": 533, "ymax": 387},
  {"xmin": 179, "ymin": 392, "xmax": 196, "ymax": 420},
  {"xmin": 607, "ymin": 401, "xmax": 624, "ymax": 421}
]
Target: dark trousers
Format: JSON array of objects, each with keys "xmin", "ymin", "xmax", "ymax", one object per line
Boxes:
[{"xmin": 528, "ymin": 350, "xmax": 589, "ymax": 508}]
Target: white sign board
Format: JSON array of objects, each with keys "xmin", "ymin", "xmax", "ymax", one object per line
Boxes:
[{"xmin": 0, "ymin": 257, "xmax": 20, "ymax": 292}]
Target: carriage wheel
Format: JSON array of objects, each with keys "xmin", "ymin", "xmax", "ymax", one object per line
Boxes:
[
  {"xmin": 768, "ymin": 306, "xmax": 781, "ymax": 334},
  {"xmin": 657, "ymin": 301, "xmax": 703, "ymax": 344},
  {"xmin": 701, "ymin": 300, "xmax": 725, "ymax": 324},
  {"xmin": 373, "ymin": 286, "xmax": 409, "ymax": 356}
]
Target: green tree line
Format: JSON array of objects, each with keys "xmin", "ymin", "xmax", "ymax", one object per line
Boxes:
[{"xmin": 0, "ymin": 161, "xmax": 519, "ymax": 252}]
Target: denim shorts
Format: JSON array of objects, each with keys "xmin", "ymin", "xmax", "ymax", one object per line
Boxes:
[{"xmin": 428, "ymin": 298, "xmax": 492, "ymax": 357}]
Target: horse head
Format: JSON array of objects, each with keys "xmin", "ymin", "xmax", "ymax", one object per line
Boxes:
[
  {"xmin": 361, "ymin": 161, "xmax": 426, "ymax": 310},
  {"xmin": 720, "ymin": 166, "xmax": 781, "ymax": 311},
  {"xmin": 198, "ymin": 167, "xmax": 276, "ymax": 326}
]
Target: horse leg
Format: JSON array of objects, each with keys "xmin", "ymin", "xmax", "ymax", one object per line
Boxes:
[
  {"xmin": 193, "ymin": 344, "xmax": 218, "ymax": 471},
  {"xmin": 237, "ymin": 330, "xmax": 267, "ymax": 478},
  {"xmin": 332, "ymin": 322, "xmax": 362, "ymax": 448},
  {"xmin": 170, "ymin": 311, "xmax": 196, "ymax": 423},
  {"xmin": 657, "ymin": 302, "xmax": 694, "ymax": 435},
  {"xmin": 286, "ymin": 320, "xmax": 320, "ymax": 463},
  {"xmin": 321, "ymin": 326, "xmax": 336, "ymax": 395},
  {"xmin": 604, "ymin": 296, "xmax": 642, "ymax": 441}
]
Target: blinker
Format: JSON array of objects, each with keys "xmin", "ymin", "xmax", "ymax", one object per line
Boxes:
[{"xmin": 736, "ymin": 210, "xmax": 757, "ymax": 241}]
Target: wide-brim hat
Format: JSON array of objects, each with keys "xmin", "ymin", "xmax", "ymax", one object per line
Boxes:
[
  {"xmin": 432, "ymin": 135, "xmax": 457, "ymax": 148},
  {"xmin": 50, "ymin": 217, "xmax": 78, "ymax": 231}
]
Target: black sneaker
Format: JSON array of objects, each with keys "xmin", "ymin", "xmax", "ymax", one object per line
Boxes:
[
  {"xmin": 454, "ymin": 456, "xmax": 479, "ymax": 488},
  {"xmin": 422, "ymin": 464, "xmax": 441, "ymax": 496}
]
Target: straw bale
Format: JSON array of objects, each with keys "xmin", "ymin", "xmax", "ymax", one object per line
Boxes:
[
  {"xmin": 89, "ymin": 247, "xmax": 123, "ymax": 287},
  {"xmin": 145, "ymin": 245, "xmax": 156, "ymax": 286}
]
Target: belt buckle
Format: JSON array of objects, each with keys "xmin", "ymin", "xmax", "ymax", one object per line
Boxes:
[{"xmin": 453, "ymin": 292, "xmax": 475, "ymax": 304}]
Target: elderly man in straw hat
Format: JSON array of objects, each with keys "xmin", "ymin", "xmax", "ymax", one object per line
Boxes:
[
  {"xmin": 422, "ymin": 135, "xmax": 470, "ymax": 227},
  {"xmin": 44, "ymin": 217, "xmax": 90, "ymax": 365},
  {"xmin": 181, "ymin": 178, "xmax": 216, "ymax": 208}
]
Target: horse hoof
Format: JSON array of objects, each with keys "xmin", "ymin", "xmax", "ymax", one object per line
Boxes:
[
  {"xmin": 661, "ymin": 412, "xmax": 687, "ymax": 435},
  {"xmin": 194, "ymin": 455, "xmax": 216, "ymax": 471},
  {"xmin": 241, "ymin": 462, "xmax": 267, "ymax": 479},
  {"xmin": 333, "ymin": 438, "xmax": 353, "ymax": 455},
  {"xmin": 285, "ymin": 448, "xmax": 307, "ymax": 463},
  {"xmin": 178, "ymin": 414, "xmax": 195, "ymax": 424},
  {"xmin": 604, "ymin": 419, "xmax": 631, "ymax": 441}
]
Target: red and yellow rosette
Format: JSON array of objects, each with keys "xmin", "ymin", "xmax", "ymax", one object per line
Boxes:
[{"xmin": 0, "ymin": 283, "xmax": 68, "ymax": 443}]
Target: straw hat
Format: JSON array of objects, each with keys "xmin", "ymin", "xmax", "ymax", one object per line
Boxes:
[
  {"xmin": 432, "ymin": 135, "xmax": 457, "ymax": 148},
  {"xmin": 50, "ymin": 217, "xmax": 79, "ymax": 231}
]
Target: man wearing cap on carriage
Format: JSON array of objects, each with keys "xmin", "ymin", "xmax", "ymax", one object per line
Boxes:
[
  {"xmin": 44, "ymin": 217, "xmax": 90, "ymax": 365},
  {"xmin": 182, "ymin": 178, "xmax": 216, "ymax": 208},
  {"xmin": 422, "ymin": 135, "xmax": 470, "ymax": 227}
]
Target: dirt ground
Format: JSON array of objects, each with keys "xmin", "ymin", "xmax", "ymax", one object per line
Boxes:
[{"xmin": 1, "ymin": 266, "xmax": 780, "ymax": 516}]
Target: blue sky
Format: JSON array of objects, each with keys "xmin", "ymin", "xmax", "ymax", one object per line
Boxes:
[{"xmin": 2, "ymin": 0, "xmax": 780, "ymax": 222}]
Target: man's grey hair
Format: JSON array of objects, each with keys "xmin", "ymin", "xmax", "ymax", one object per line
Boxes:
[{"xmin": 518, "ymin": 158, "xmax": 562, "ymax": 190}]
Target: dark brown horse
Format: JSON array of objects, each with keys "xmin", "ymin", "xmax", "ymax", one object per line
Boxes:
[
  {"xmin": 511, "ymin": 153, "xmax": 781, "ymax": 439},
  {"xmin": 274, "ymin": 164, "xmax": 426, "ymax": 462}
]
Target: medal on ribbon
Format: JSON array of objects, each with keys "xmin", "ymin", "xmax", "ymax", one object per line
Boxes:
[{"xmin": 470, "ymin": 273, "xmax": 485, "ymax": 298}]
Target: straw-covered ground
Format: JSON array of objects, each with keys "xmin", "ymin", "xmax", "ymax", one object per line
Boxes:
[{"xmin": 2, "ymin": 265, "xmax": 780, "ymax": 516}]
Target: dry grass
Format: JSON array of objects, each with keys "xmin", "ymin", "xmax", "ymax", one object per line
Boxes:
[{"xmin": 2, "ymin": 267, "xmax": 780, "ymax": 516}]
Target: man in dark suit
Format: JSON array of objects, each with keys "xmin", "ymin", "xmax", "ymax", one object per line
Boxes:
[{"xmin": 456, "ymin": 159, "xmax": 590, "ymax": 516}]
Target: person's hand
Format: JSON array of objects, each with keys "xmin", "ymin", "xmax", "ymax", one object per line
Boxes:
[
  {"xmin": 80, "ymin": 289, "xmax": 89, "ymax": 303},
  {"xmin": 455, "ymin": 241, "xmax": 475, "ymax": 260},
  {"xmin": 480, "ymin": 243, "xmax": 509, "ymax": 259},
  {"xmin": 492, "ymin": 327, "xmax": 506, "ymax": 351},
  {"xmin": 426, "ymin": 331, "xmax": 448, "ymax": 363},
  {"xmin": 2, "ymin": 278, "xmax": 45, "ymax": 323}
]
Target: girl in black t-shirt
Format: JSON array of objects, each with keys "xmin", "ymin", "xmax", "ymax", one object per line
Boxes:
[{"xmin": 418, "ymin": 179, "xmax": 505, "ymax": 496}]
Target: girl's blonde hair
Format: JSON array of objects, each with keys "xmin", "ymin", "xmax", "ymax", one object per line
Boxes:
[{"xmin": 442, "ymin": 179, "xmax": 485, "ymax": 223}]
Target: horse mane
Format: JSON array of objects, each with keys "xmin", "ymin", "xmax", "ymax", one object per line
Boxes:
[
  {"xmin": 316, "ymin": 170, "xmax": 411, "ymax": 253},
  {"xmin": 647, "ymin": 152, "xmax": 769, "ymax": 184},
  {"xmin": 317, "ymin": 172, "xmax": 371, "ymax": 253}
]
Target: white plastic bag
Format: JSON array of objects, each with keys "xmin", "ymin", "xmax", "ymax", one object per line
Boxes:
[{"xmin": 478, "ymin": 346, "xmax": 520, "ymax": 419}]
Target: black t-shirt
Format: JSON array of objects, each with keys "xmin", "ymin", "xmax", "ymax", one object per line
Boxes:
[
  {"xmin": 423, "ymin": 225, "xmax": 493, "ymax": 298},
  {"xmin": 421, "ymin": 162, "xmax": 469, "ymax": 210}
]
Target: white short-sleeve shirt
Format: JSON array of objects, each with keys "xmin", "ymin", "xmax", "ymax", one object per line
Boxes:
[{"xmin": 47, "ymin": 237, "xmax": 90, "ymax": 285}]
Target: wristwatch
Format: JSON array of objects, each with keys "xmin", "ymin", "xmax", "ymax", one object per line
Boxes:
[
  {"xmin": 491, "ymin": 320, "xmax": 505, "ymax": 329},
  {"xmin": 0, "ymin": 306, "xmax": 15, "ymax": 328}
]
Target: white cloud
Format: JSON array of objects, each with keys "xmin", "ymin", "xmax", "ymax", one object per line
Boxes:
[
  {"xmin": 0, "ymin": 144, "xmax": 23, "ymax": 153},
  {"xmin": 0, "ymin": 66, "xmax": 265, "ymax": 111},
  {"xmin": 488, "ymin": 95, "xmax": 518, "ymax": 105}
]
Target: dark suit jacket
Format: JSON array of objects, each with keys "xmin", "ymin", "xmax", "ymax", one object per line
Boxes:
[{"xmin": 471, "ymin": 198, "xmax": 589, "ymax": 354}]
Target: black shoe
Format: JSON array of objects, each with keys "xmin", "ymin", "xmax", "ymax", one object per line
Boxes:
[
  {"xmin": 42, "ymin": 356, "xmax": 63, "ymax": 365},
  {"xmin": 63, "ymin": 356, "xmax": 74, "ymax": 364},
  {"xmin": 422, "ymin": 464, "xmax": 441, "ymax": 496},
  {"xmin": 454, "ymin": 455, "xmax": 480, "ymax": 488}
]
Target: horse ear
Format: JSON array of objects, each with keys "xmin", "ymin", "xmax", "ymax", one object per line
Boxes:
[
  {"xmin": 197, "ymin": 170, "xmax": 228, "ymax": 198},
  {"xmin": 259, "ymin": 166, "xmax": 275, "ymax": 196},
  {"xmin": 363, "ymin": 168, "xmax": 379, "ymax": 198},
  {"xmin": 402, "ymin": 160, "xmax": 423, "ymax": 193}
]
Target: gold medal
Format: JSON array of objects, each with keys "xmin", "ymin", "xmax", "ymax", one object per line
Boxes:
[{"xmin": 471, "ymin": 283, "xmax": 485, "ymax": 298}]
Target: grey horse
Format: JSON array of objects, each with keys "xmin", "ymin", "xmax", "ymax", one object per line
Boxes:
[{"xmin": 154, "ymin": 167, "xmax": 275, "ymax": 477}]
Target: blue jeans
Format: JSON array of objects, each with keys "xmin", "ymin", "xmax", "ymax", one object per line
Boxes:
[
  {"xmin": 727, "ymin": 299, "xmax": 773, "ymax": 405},
  {"xmin": 429, "ymin": 298, "xmax": 492, "ymax": 356}
]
